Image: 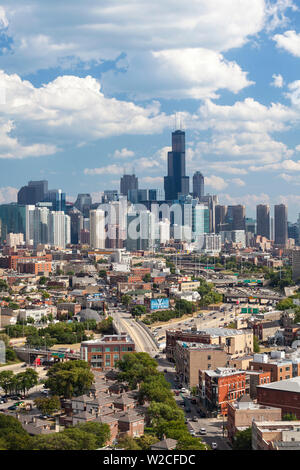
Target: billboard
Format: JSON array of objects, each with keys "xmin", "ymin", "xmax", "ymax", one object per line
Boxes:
[
  {"xmin": 86, "ymin": 293, "xmax": 104, "ymax": 302},
  {"xmin": 150, "ymin": 298, "xmax": 170, "ymax": 311}
]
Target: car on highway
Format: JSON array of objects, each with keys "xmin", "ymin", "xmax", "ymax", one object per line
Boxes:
[
  {"xmin": 199, "ymin": 428, "xmax": 207, "ymax": 435},
  {"xmin": 211, "ymin": 442, "xmax": 218, "ymax": 450}
]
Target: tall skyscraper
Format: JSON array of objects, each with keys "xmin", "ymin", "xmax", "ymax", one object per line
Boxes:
[
  {"xmin": 164, "ymin": 129, "xmax": 189, "ymax": 201},
  {"xmin": 89, "ymin": 209, "xmax": 105, "ymax": 249},
  {"xmin": 256, "ymin": 205, "xmax": 270, "ymax": 239},
  {"xmin": 232, "ymin": 205, "xmax": 246, "ymax": 231},
  {"xmin": 74, "ymin": 194, "xmax": 92, "ymax": 218},
  {"xmin": 120, "ymin": 174, "xmax": 138, "ymax": 197},
  {"xmin": 48, "ymin": 211, "xmax": 70, "ymax": 249},
  {"xmin": 69, "ymin": 207, "xmax": 84, "ymax": 245},
  {"xmin": 43, "ymin": 189, "xmax": 66, "ymax": 212},
  {"xmin": 274, "ymin": 204, "xmax": 288, "ymax": 246},
  {"xmin": 17, "ymin": 180, "xmax": 48, "ymax": 205},
  {"xmin": 193, "ymin": 171, "xmax": 204, "ymax": 199},
  {"xmin": 215, "ymin": 205, "xmax": 228, "ymax": 233},
  {"xmin": 199, "ymin": 195, "xmax": 218, "ymax": 233}
]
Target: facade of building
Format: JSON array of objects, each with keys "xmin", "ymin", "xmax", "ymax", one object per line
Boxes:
[
  {"xmin": 274, "ymin": 204, "xmax": 288, "ymax": 246},
  {"xmin": 199, "ymin": 368, "xmax": 247, "ymax": 416},
  {"xmin": 192, "ymin": 171, "xmax": 204, "ymax": 199},
  {"xmin": 80, "ymin": 334, "xmax": 135, "ymax": 371},
  {"xmin": 256, "ymin": 377, "xmax": 300, "ymax": 419},
  {"xmin": 174, "ymin": 341, "xmax": 230, "ymax": 387},
  {"xmin": 256, "ymin": 205, "xmax": 270, "ymax": 240}
]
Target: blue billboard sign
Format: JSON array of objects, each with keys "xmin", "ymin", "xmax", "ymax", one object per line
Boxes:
[
  {"xmin": 151, "ymin": 298, "xmax": 170, "ymax": 310},
  {"xmin": 87, "ymin": 293, "xmax": 104, "ymax": 302}
]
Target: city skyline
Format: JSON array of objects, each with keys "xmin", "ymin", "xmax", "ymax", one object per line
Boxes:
[{"xmin": 0, "ymin": 2, "xmax": 300, "ymax": 218}]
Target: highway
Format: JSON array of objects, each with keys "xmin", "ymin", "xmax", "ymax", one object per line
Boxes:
[{"xmin": 107, "ymin": 304, "xmax": 159, "ymax": 356}]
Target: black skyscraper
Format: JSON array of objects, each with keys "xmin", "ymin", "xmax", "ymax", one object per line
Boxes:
[
  {"xmin": 274, "ymin": 204, "xmax": 288, "ymax": 246},
  {"xmin": 17, "ymin": 180, "xmax": 48, "ymax": 205},
  {"xmin": 256, "ymin": 204, "xmax": 270, "ymax": 239},
  {"xmin": 164, "ymin": 130, "xmax": 189, "ymax": 200},
  {"xmin": 120, "ymin": 174, "xmax": 138, "ymax": 197},
  {"xmin": 193, "ymin": 171, "xmax": 204, "ymax": 199}
]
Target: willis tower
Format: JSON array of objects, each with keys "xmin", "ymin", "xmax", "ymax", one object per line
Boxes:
[{"xmin": 164, "ymin": 129, "xmax": 189, "ymax": 201}]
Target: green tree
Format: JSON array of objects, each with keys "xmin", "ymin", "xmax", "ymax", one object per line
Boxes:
[
  {"xmin": 253, "ymin": 335, "xmax": 260, "ymax": 353},
  {"xmin": 15, "ymin": 368, "xmax": 39, "ymax": 396},
  {"xmin": 116, "ymin": 435, "xmax": 141, "ymax": 450},
  {"xmin": 143, "ymin": 273, "xmax": 151, "ymax": 283},
  {"xmin": 283, "ymin": 413, "xmax": 298, "ymax": 421},
  {"xmin": 135, "ymin": 434, "xmax": 159, "ymax": 450},
  {"xmin": 75, "ymin": 422, "xmax": 110, "ymax": 448},
  {"xmin": 116, "ymin": 352, "xmax": 159, "ymax": 389},
  {"xmin": 34, "ymin": 396, "xmax": 61, "ymax": 415},
  {"xmin": 131, "ymin": 305, "xmax": 147, "ymax": 317},
  {"xmin": 0, "ymin": 279, "xmax": 8, "ymax": 291},
  {"xmin": 0, "ymin": 370, "xmax": 14, "ymax": 395},
  {"xmin": 176, "ymin": 436, "xmax": 207, "ymax": 450},
  {"xmin": 45, "ymin": 360, "xmax": 94, "ymax": 398},
  {"xmin": 0, "ymin": 414, "xmax": 32, "ymax": 450},
  {"xmin": 121, "ymin": 294, "xmax": 132, "ymax": 307},
  {"xmin": 232, "ymin": 427, "xmax": 252, "ymax": 450}
]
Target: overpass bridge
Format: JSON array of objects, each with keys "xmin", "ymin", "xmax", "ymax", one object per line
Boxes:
[{"xmin": 14, "ymin": 347, "xmax": 80, "ymax": 362}]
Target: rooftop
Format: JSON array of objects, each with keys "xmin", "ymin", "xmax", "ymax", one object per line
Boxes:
[{"xmin": 257, "ymin": 376, "xmax": 300, "ymax": 394}]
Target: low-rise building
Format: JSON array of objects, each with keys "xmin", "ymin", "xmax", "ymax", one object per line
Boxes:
[
  {"xmin": 174, "ymin": 341, "xmax": 230, "ymax": 388},
  {"xmin": 80, "ymin": 334, "xmax": 135, "ymax": 371},
  {"xmin": 199, "ymin": 367, "xmax": 247, "ymax": 416},
  {"xmin": 227, "ymin": 395, "xmax": 281, "ymax": 443},
  {"xmin": 256, "ymin": 376, "xmax": 300, "ymax": 419},
  {"xmin": 252, "ymin": 420, "xmax": 300, "ymax": 450}
]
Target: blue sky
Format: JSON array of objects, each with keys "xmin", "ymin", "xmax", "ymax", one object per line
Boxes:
[{"xmin": 1, "ymin": 1, "xmax": 300, "ymax": 219}]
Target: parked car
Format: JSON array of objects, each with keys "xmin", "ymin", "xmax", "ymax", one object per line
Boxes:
[
  {"xmin": 211, "ymin": 442, "xmax": 218, "ymax": 450},
  {"xmin": 192, "ymin": 416, "xmax": 198, "ymax": 422},
  {"xmin": 199, "ymin": 428, "xmax": 207, "ymax": 435},
  {"xmin": 181, "ymin": 387, "xmax": 188, "ymax": 393},
  {"xmin": 7, "ymin": 405, "xmax": 18, "ymax": 411}
]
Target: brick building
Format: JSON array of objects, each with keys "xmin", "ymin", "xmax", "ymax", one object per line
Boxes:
[
  {"xmin": 174, "ymin": 341, "xmax": 230, "ymax": 387},
  {"xmin": 249, "ymin": 352, "xmax": 300, "ymax": 382},
  {"xmin": 227, "ymin": 395, "xmax": 281, "ymax": 443},
  {"xmin": 199, "ymin": 367, "xmax": 247, "ymax": 416},
  {"xmin": 80, "ymin": 334, "xmax": 135, "ymax": 371},
  {"xmin": 256, "ymin": 376, "xmax": 300, "ymax": 419},
  {"xmin": 252, "ymin": 420, "xmax": 300, "ymax": 450},
  {"xmin": 166, "ymin": 327, "xmax": 253, "ymax": 362}
]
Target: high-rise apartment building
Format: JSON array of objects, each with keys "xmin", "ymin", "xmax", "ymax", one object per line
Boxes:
[
  {"xmin": 274, "ymin": 204, "xmax": 288, "ymax": 246},
  {"xmin": 193, "ymin": 171, "xmax": 204, "ymax": 199},
  {"xmin": 256, "ymin": 205, "xmax": 270, "ymax": 239},
  {"xmin": 48, "ymin": 211, "xmax": 70, "ymax": 249},
  {"xmin": 164, "ymin": 129, "xmax": 189, "ymax": 200},
  {"xmin": 89, "ymin": 209, "xmax": 105, "ymax": 249}
]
